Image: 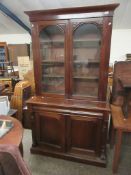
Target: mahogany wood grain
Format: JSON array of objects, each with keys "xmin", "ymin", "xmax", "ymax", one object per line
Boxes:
[
  {"xmin": 111, "ymin": 105, "xmax": 131, "ymax": 131},
  {"xmin": 0, "ymin": 115, "xmax": 23, "ymax": 155},
  {"xmin": 25, "ymin": 4, "xmax": 119, "ymax": 22},
  {"xmin": 25, "ymin": 4, "xmax": 119, "ymax": 166},
  {"xmin": 27, "ymin": 96, "xmax": 109, "ymax": 166},
  {"xmin": 111, "ymin": 105, "xmax": 131, "ymax": 173}
]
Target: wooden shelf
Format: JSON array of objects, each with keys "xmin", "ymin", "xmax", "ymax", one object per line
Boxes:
[
  {"xmin": 41, "ymin": 41, "xmax": 64, "ymax": 48},
  {"xmin": 42, "ymin": 60, "xmax": 64, "ymax": 64},
  {"xmin": 74, "ymin": 60, "xmax": 100, "ymax": 64},
  {"xmin": 0, "ymin": 61, "xmax": 13, "ymax": 64},
  {"xmin": 74, "ymin": 39, "xmax": 100, "ymax": 48},
  {"xmin": 43, "ymin": 75, "xmax": 64, "ymax": 78},
  {"xmin": 73, "ymin": 76, "xmax": 99, "ymax": 80}
]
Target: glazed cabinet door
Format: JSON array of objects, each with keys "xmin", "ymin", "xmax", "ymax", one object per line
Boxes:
[
  {"xmin": 66, "ymin": 113, "xmax": 103, "ymax": 157},
  {"xmin": 32, "ymin": 20, "xmax": 68, "ymax": 96},
  {"xmin": 69, "ymin": 18, "xmax": 103, "ymax": 100},
  {"xmin": 33, "ymin": 111, "xmax": 66, "ymax": 152}
]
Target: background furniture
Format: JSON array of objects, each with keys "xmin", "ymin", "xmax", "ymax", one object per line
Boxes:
[
  {"xmin": 0, "ymin": 61, "xmax": 15, "ymax": 78},
  {"xmin": 110, "ymin": 61, "xmax": 131, "ymax": 173},
  {"xmin": 118, "ymin": 78, "xmax": 131, "ymax": 118},
  {"xmin": 8, "ymin": 44, "xmax": 30, "ymax": 66},
  {"xmin": 0, "ymin": 83, "xmax": 5, "ymax": 95},
  {"xmin": 0, "ymin": 42, "xmax": 8, "ymax": 62},
  {"xmin": 111, "ymin": 61, "xmax": 131, "ymax": 106},
  {"xmin": 23, "ymin": 69, "xmax": 35, "ymax": 95},
  {"xmin": 0, "ymin": 42, "xmax": 9, "ymax": 77},
  {"xmin": 0, "ymin": 144, "xmax": 31, "ymax": 175},
  {"xmin": 0, "ymin": 115, "xmax": 23, "ymax": 155},
  {"xmin": 0, "ymin": 77, "xmax": 13, "ymax": 95},
  {"xmin": 26, "ymin": 4, "xmax": 118, "ymax": 166},
  {"xmin": 0, "ymin": 77, "xmax": 20, "ymax": 101},
  {"xmin": 111, "ymin": 105, "xmax": 131, "ymax": 173},
  {"xmin": 10, "ymin": 80, "xmax": 31, "ymax": 122}
]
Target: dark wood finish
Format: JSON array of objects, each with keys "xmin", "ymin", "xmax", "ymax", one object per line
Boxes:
[
  {"xmin": 66, "ymin": 114, "xmax": 103, "ymax": 156},
  {"xmin": 25, "ymin": 4, "xmax": 119, "ymax": 100},
  {"xmin": 118, "ymin": 78, "xmax": 131, "ymax": 118},
  {"xmin": 111, "ymin": 105, "xmax": 131, "ymax": 173},
  {"xmin": 0, "ymin": 115, "xmax": 23, "ymax": 155},
  {"xmin": 111, "ymin": 61, "xmax": 131, "ymax": 106},
  {"xmin": 111, "ymin": 61, "xmax": 131, "ymax": 119},
  {"xmin": 34, "ymin": 111, "xmax": 66, "ymax": 152},
  {"xmin": 98, "ymin": 16, "xmax": 113, "ymax": 101},
  {"xmin": 25, "ymin": 4, "xmax": 119, "ymax": 21},
  {"xmin": 25, "ymin": 4, "xmax": 118, "ymax": 166},
  {"xmin": 22, "ymin": 108, "xmax": 31, "ymax": 129},
  {"xmin": 27, "ymin": 96, "xmax": 110, "ymax": 166}
]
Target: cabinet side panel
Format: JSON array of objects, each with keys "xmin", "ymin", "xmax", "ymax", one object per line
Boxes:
[{"xmin": 98, "ymin": 17, "xmax": 113, "ymax": 101}]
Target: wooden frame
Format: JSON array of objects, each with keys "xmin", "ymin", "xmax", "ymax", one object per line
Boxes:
[{"xmin": 25, "ymin": 4, "xmax": 119, "ymax": 166}]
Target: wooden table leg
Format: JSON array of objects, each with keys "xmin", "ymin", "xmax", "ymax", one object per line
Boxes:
[
  {"xmin": 112, "ymin": 129, "xmax": 122, "ymax": 173},
  {"xmin": 110, "ymin": 121, "xmax": 115, "ymax": 149}
]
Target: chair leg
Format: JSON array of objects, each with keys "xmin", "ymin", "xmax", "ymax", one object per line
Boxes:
[
  {"xmin": 112, "ymin": 129, "xmax": 122, "ymax": 173},
  {"xmin": 110, "ymin": 125, "xmax": 115, "ymax": 149}
]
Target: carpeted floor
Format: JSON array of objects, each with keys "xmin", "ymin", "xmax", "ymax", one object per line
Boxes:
[{"xmin": 23, "ymin": 129, "xmax": 131, "ymax": 175}]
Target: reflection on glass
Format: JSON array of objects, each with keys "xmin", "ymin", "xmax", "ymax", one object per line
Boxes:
[
  {"xmin": 72, "ymin": 23, "xmax": 101, "ymax": 97},
  {"xmin": 40, "ymin": 25, "xmax": 65, "ymax": 94}
]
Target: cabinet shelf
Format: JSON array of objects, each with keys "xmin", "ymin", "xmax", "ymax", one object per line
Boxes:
[
  {"xmin": 73, "ymin": 76, "xmax": 99, "ymax": 80},
  {"xmin": 74, "ymin": 39, "xmax": 100, "ymax": 48},
  {"xmin": 41, "ymin": 41, "xmax": 64, "ymax": 48},
  {"xmin": 0, "ymin": 69, "xmax": 12, "ymax": 72},
  {"xmin": 0, "ymin": 61, "xmax": 13, "ymax": 64},
  {"xmin": 42, "ymin": 60, "xmax": 64, "ymax": 64},
  {"xmin": 74, "ymin": 60, "xmax": 100, "ymax": 64},
  {"xmin": 43, "ymin": 75, "xmax": 64, "ymax": 78}
]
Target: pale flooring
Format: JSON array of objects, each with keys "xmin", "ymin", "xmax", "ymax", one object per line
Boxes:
[{"xmin": 23, "ymin": 129, "xmax": 131, "ymax": 175}]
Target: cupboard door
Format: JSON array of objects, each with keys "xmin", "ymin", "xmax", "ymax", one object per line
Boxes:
[
  {"xmin": 38, "ymin": 22, "xmax": 67, "ymax": 95},
  {"xmin": 66, "ymin": 114, "xmax": 103, "ymax": 156},
  {"xmin": 71, "ymin": 20, "xmax": 102, "ymax": 99},
  {"xmin": 34, "ymin": 111, "xmax": 66, "ymax": 152}
]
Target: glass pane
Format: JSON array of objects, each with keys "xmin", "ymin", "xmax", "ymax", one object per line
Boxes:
[
  {"xmin": 0, "ymin": 46, "xmax": 5, "ymax": 62},
  {"xmin": 40, "ymin": 25, "xmax": 65, "ymax": 94},
  {"xmin": 72, "ymin": 23, "xmax": 101, "ymax": 97},
  {"xmin": 0, "ymin": 46, "xmax": 6, "ymax": 76}
]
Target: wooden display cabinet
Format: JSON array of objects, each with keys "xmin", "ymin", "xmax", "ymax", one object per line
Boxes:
[
  {"xmin": 0, "ymin": 42, "xmax": 8, "ymax": 62},
  {"xmin": 0, "ymin": 42, "xmax": 9, "ymax": 76},
  {"xmin": 25, "ymin": 4, "xmax": 119, "ymax": 166}
]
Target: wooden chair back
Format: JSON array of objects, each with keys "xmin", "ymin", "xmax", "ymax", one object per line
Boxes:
[
  {"xmin": 10, "ymin": 80, "xmax": 31, "ymax": 121},
  {"xmin": 111, "ymin": 61, "xmax": 131, "ymax": 106}
]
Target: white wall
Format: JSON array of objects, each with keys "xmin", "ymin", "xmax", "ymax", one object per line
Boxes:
[
  {"xmin": 0, "ymin": 34, "xmax": 31, "ymax": 44},
  {"xmin": 0, "ymin": 30, "xmax": 131, "ymax": 64},
  {"xmin": 110, "ymin": 29, "xmax": 131, "ymax": 64}
]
